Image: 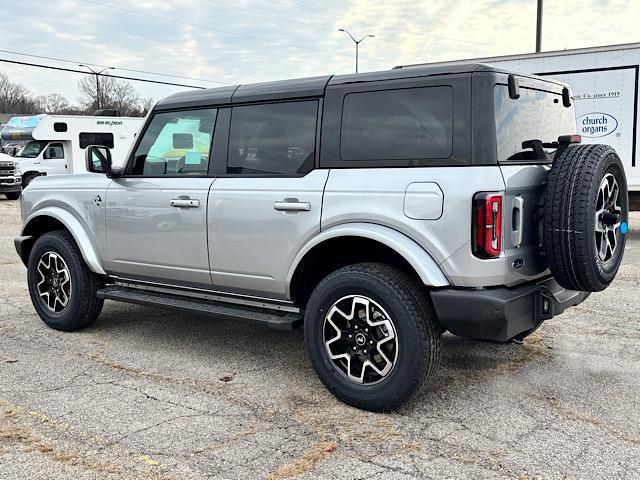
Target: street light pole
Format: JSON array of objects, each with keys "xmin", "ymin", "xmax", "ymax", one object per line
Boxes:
[
  {"xmin": 339, "ymin": 29, "xmax": 375, "ymax": 73},
  {"xmin": 78, "ymin": 65, "xmax": 115, "ymax": 110},
  {"xmin": 536, "ymin": 0, "xmax": 543, "ymax": 53}
]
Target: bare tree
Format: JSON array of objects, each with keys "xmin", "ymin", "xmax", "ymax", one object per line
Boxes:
[
  {"xmin": 110, "ymin": 80, "xmax": 141, "ymax": 116},
  {"xmin": 140, "ymin": 96, "xmax": 155, "ymax": 116},
  {"xmin": 0, "ymin": 71, "xmax": 150, "ymax": 117},
  {"xmin": 78, "ymin": 74, "xmax": 148, "ymax": 116},
  {"xmin": 0, "ymin": 72, "xmax": 40, "ymax": 113},
  {"xmin": 37, "ymin": 93, "xmax": 72, "ymax": 114}
]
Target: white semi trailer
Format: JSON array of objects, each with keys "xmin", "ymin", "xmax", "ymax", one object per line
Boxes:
[
  {"xmin": 398, "ymin": 43, "xmax": 640, "ymax": 191},
  {"xmin": 1, "ymin": 113, "xmax": 143, "ymax": 187}
]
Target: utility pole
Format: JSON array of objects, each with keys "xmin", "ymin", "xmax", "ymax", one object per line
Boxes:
[
  {"xmin": 536, "ymin": 0, "xmax": 543, "ymax": 53},
  {"xmin": 338, "ymin": 29, "xmax": 375, "ymax": 73},
  {"xmin": 78, "ymin": 65, "xmax": 115, "ymax": 110}
]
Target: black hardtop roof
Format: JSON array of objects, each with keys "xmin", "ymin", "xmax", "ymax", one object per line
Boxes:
[{"xmin": 154, "ymin": 63, "xmax": 558, "ymax": 111}]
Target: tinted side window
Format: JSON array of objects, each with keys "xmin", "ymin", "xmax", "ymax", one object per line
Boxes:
[
  {"xmin": 340, "ymin": 86, "xmax": 453, "ymax": 161},
  {"xmin": 130, "ymin": 109, "xmax": 217, "ymax": 176},
  {"xmin": 79, "ymin": 132, "xmax": 114, "ymax": 149},
  {"xmin": 44, "ymin": 143, "xmax": 64, "ymax": 159},
  {"xmin": 227, "ymin": 101, "xmax": 317, "ymax": 175}
]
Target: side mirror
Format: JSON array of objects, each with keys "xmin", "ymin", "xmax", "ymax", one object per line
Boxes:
[{"xmin": 85, "ymin": 145, "xmax": 112, "ymax": 174}]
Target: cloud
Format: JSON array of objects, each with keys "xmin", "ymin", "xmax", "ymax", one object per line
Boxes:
[{"xmin": 0, "ymin": 0, "xmax": 638, "ymax": 107}]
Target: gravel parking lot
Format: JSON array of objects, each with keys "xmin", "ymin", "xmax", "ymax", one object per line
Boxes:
[{"xmin": 1, "ymin": 197, "xmax": 639, "ymax": 480}]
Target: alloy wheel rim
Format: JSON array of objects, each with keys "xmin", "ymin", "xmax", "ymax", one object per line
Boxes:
[
  {"xmin": 36, "ymin": 251, "xmax": 72, "ymax": 313},
  {"xmin": 595, "ymin": 173, "xmax": 622, "ymax": 262},
  {"xmin": 323, "ymin": 295, "xmax": 398, "ymax": 385}
]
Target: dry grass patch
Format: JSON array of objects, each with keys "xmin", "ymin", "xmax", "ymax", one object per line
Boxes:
[
  {"xmin": 546, "ymin": 396, "xmax": 640, "ymax": 445},
  {"xmin": 267, "ymin": 441, "xmax": 337, "ymax": 480}
]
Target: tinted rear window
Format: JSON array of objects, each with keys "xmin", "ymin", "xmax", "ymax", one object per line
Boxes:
[
  {"xmin": 340, "ymin": 86, "xmax": 453, "ymax": 161},
  {"xmin": 494, "ymin": 85, "xmax": 576, "ymax": 162},
  {"xmin": 227, "ymin": 101, "xmax": 317, "ymax": 175},
  {"xmin": 79, "ymin": 132, "xmax": 114, "ymax": 149}
]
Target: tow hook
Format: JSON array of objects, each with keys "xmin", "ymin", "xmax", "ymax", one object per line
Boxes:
[{"xmin": 511, "ymin": 335, "xmax": 525, "ymax": 345}]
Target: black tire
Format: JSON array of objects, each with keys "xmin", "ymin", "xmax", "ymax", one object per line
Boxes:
[
  {"xmin": 544, "ymin": 144, "xmax": 628, "ymax": 292},
  {"xmin": 27, "ymin": 230, "xmax": 104, "ymax": 331},
  {"xmin": 22, "ymin": 172, "xmax": 38, "ymax": 188},
  {"xmin": 4, "ymin": 192, "xmax": 20, "ymax": 200},
  {"xmin": 304, "ymin": 263, "xmax": 441, "ymax": 411}
]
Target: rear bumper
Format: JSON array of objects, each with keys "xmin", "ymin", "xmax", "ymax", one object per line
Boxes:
[{"xmin": 430, "ymin": 277, "xmax": 589, "ymax": 342}]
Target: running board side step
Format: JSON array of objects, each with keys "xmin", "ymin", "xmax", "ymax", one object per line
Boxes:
[{"xmin": 97, "ymin": 286, "xmax": 303, "ymax": 330}]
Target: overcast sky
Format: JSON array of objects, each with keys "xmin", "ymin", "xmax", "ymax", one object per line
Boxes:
[{"xmin": 1, "ymin": 0, "xmax": 638, "ymax": 107}]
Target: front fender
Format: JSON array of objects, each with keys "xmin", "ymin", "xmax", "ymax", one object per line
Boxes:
[
  {"xmin": 20, "ymin": 206, "xmax": 106, "ymax": 275},
  {"xmin": 286, "ymin": 222, "xmax": 449, "ymax": 297}
]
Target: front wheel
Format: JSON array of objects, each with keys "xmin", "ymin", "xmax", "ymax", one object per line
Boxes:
[
  {"xmin": 22, "ymin": 172, "xmax": 39, "ymax": 188},
  {"xmin": 304, "ymin": 263, "xmax": 441, "ymax": 411},
  {"xmin": 27, "ymin": 230, "xmax": 104, "ymax": 331},
  {"xmin": 4, "ymin": 192, "xmax": 20, "ymax": 200}
]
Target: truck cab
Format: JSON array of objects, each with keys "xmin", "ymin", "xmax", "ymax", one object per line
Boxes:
[{"xmin": 14, "ymin": 140, "xmax": 67, "ymax": 177}]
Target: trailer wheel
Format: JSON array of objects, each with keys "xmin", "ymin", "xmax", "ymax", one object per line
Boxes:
[{"xmin": 543, "ymin": 144, "xmax": 628, "ymax": 292}]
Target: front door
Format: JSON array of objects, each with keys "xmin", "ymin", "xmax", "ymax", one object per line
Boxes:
[
  {"xmin": 41, "ymin": 142, "xmax": 67, "ymax": 175},
  {"xmin": 104, "ymin": 108, "xmax": 218, "ymax": 289},
  {"xmin": 208, "ymin": 100, "xmax": 326, "ymax": 299}
]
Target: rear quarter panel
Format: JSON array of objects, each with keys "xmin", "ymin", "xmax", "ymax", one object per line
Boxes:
[{"xmin": 322, "ymin": 167, "xmax": 515, "ymax": 286}]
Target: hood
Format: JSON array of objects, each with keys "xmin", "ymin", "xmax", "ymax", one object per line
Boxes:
[
  {"xmin": 0, "ymin": 152, "xmax": 15, "ymax": 164},
  {"xmin": 25, "ymin": 173, "xmax": 109, "ymax": 190}
]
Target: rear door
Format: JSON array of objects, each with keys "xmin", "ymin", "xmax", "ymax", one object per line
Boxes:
[
  {"xmin": 104, "ymin": 108, "xmax": 218, "ymax": 289},
  {"xmin": 493, "ymin": 77, "xmax": 578, "ymax": 279},
  {"xmin": 208, "ymin": 100, "xmax": 327, "ymax": 299}
]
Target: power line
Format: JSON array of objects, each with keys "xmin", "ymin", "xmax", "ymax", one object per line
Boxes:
[
  {"xmin": 0, "ymin": 58, "xmax": 206, "ymax": 89},
  {"xmin": 264, "ymin": 0, "xmax": 365, "ymax": 23},
  {"xmin": 81, "ymin": 0, "xmax": 350, "ymax": 58},
  {"xmin": 0, "ymin": 49, "xmax": 234, "ymax": 85}
]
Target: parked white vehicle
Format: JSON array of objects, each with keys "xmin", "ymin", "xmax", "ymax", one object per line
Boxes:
[
  {"xmin": 0, "ymin": 114, "xmax": 144, "ymax": 187},
  {"xmin": 0, "ymin": 151, "xmax": 22, "ymax": 200},
  {"xmin": 398, "ymin": 42, "xmax": 640, "ymax": 191}
]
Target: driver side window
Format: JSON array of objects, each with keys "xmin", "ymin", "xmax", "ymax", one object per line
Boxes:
[
  {"xmin": 130, "ymin": 108, "xmax": 217, "ymax": 176},
  {"xmin": 44, "ymin": 143, "xmax": 65, "ymax": 159}
]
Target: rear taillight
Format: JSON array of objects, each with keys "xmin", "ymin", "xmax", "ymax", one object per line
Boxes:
[{"xmin": 472, "ymin": 193, "xmax": 503, "ymax": 258}]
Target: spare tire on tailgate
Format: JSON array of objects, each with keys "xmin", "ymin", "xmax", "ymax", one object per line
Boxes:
[{"xmin": 543, "ymin": 144, "xmax": 628, "ymax": 292}]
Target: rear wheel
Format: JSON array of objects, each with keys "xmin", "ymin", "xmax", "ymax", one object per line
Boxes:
[
  {"xmin": 4, "ymin": 192, "xmax": 20, "ymax": 200},
  {"xmin": 304, "ymin": 263, "xmax": 441, "ymax": 411},
  {"xmin": 27, "ymin": 230, "xmax": 104, "ymax": 331}
]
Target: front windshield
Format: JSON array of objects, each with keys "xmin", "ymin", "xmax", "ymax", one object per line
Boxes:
[{"xmin": 17, "ymin": 141, "xmax": 47, "ymax": 158}]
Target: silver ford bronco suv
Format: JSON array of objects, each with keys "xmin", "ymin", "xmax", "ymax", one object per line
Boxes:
[{"xmin": 15, "ymin": 64, "xmax": 628, "ymax": 411}]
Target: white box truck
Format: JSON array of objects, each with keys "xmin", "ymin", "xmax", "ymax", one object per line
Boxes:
[
  {"xmin": 0, "ymin": 113, "xmax": 144, "ymax": 188},
  {"xmin": 398, "ymin": 43, "xmax": 640, "ymax": 191}
]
